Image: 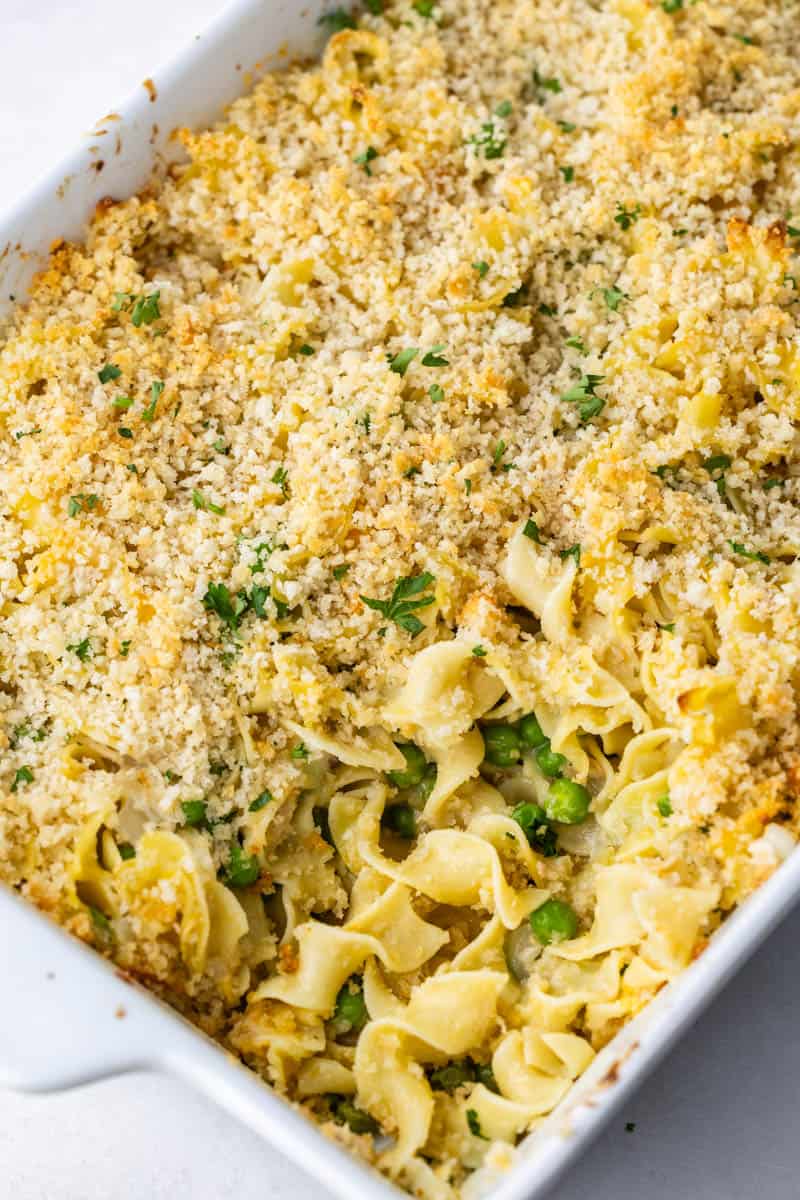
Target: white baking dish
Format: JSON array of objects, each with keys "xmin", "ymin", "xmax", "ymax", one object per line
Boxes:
[{"xmin": 2, "ymin": 3, "xmax": 800, "ymax": 1197}]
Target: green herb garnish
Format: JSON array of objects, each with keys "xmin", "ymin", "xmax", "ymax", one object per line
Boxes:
[{"xmin": 361, "ymin": 572, "xmax": 436, "ymax": 637}]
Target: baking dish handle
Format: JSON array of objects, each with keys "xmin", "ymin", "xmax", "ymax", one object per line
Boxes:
[{"xmin": 0, "ymin": 886, "xmax": 165, "ymax": 1091}]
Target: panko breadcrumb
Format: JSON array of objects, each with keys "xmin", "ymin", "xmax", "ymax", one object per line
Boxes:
[{"xmin": 2, "ymin": 1, "xmax": 800, "ymax": 1194}]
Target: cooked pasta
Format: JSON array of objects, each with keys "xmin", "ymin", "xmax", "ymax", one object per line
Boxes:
[{"xmin": 2, "ymin": 0, "xmax": 800, "ymax": 1193}]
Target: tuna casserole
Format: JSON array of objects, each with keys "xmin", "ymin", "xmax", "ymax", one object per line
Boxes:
[{"xmin": 3, "ymin": 0, "xmax": 800, "ymax": 1193}]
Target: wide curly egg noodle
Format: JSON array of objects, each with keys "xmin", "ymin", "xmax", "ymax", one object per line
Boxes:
[{"xmin": 3, "ymin": 0, "xmax": 800, "ymax": 1191}]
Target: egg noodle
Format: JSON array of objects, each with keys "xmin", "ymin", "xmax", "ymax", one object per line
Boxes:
[{"xmin": 2, "ymin": 0, "xmax": 800, "ymax": 1193}]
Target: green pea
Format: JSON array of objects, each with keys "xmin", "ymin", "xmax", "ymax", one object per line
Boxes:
[
  {"xmin": 511, "ymin": 802, "xmax": 548, "ymax": 836},
  {"xmin": 382, "ymin": 803, "xmax": 417, "ymax": 839},
  {"xmin": 544, "ymin": 777, "xmax": 591, "ymax": 824},
  {"xmin": 482, "ymin": 723, "xmax": 522, "ymax": 767},
  {"xmin": 387, "ymin": 742, "xmax": 428, "ymax": 788},
  {"xmin": 220, "ymin": 844, "xmax": 261, "ymax": 888},
  {"xmin": 181, "ymin": 798, "xmax": 209, "ymax": 828},
  {"xmin": 415, "ymin": 763, "xmax": 438, "ymax": 803},
  {"xmin": 529, "ymin": 898, "xmax": 578, "ymax": 945},
  {"xmin": 332, "ymin": 1098, "xmax": 379, "ymax": 1135},
  {"xmin": 429, "ymin": 1060, "xmax": 475, "ymax": 1092},
  {"xmin": 534, "ymin": 743, "xmax": 568, "ymax": 778},
  {"xmin": 333, "ymin": 979, "xmax": 367, "ymax": 1032},
  {"xmin": 518, "ymin": 713, "xmax": 547, "ymax": 749}
]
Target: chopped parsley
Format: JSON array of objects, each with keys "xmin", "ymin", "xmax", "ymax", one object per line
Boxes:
[
  {"xmin": 560, "ymin": 165, "xmax": 575, "ymax": 182},
  {"xmin": 203, "ymin": 583, "xmax": 249, "ymax": 633},
  {"xmin": 249, "ymin": 790, "xmax": 273, "ymax": 813},
  {"xmin": 360, "ymin": 572, "xmax": 436, "ymax": 637},
  {"xmin": 466, "ymin": 1109, "xmax": 488, "ymax": 1140},
  {"xmin": 559, "ymin": 544, "xmax": 581, "ymax": 566},
  {"xmin": 472, "ymin": 260, "xmax": 489, "ymax": 277},
  {"xmin": 469, "ymin": 121, "xmax": 506, "ymax": 159},
  {"xmin": 565, "ymin": 335, "xmax": 587, "ymax": 354},
  {"xmin": 388, "ymin": 347, "xmax": 419, "ymax": 376},
  {"xmin": 297, "ymin": 343, "xmax": 315, "ymax": 356},
  {"xmin": 561, "ymin": 373, "xmax": 606, "ymax": 422},
  {"xmin": 120, "ymin": 640, "xmax": 132, "ymax": 657},
  {"xmin": 657, "ymin": 795, "xmax": 673, "ymax": 817},
  {"xmin": 192, "ymin": 489, "xmax": 226, "ymax": 515},
  {"xmin": 523, "ymin": 518, "xmax": 542, "ymax": 543},
  {"xmin": 557, "ymin": 119, "xmax": 576, "ymax": 132},
  {"xmin": 66, "ymin": 637, "xmax": 92, "ymax": 661},
  {"xmin": 272, "ymin": 466, "xmax": 289, "ymax": 497},
  {"xmin": 494, "ymin": 99, "xmax": 512, "ymax": 118},
  {"xmin": 118, "ymin": 843, "xmax": 136, "ymax": 861},
  {"xmin": 14, "ymin": 427, "xmax": 41, "ymax": 439},
  {"xmin": 142, "ymin": 379, "xmax": 164, "ymax": 422},
  {"xmin": 113, "ymin": 395, "xmax": 134, "ymax": 410},
  {"xmin": 113, "ymin": 290, "xmax": 161, "ymax": 326},
  {"xmin": 472, "ymin": 645, "xmax": 487, "ymax": 657},
  {"xmin": 729, "ymin": 540, "xmax": 770, "ymax": 564},
  {"xmin": 764, "ymin": 476, "xmax": 785, "ymax": 490},
  {"xmin": 703, "ymin": 453, "xmax": 732, "ymax": 497},
  {"xmin": 429, "ymin": 383, "xmax": 445, "ymax": 403},
  {"xmin": 412, "ymin": 0, "xmax": 435, "ymax": 17},
  {"xmin": 538, "ymin": 302, "xmax": 556, "ymax": 317},
  {"xmin": 291, "ymin": 742, "xmax": 310, "ymax": 760},
  {"xmin": 11, "ymin": 765, "xmax": 34, "ymax": 792},
  {"xmin": 98, "ymin": 363, "xmax": 121, "ymax": 383},
  {"xmin": 662, "ymin": 0, "xmax": 683, "ymax": 12},
  {"xmin": 333, "ymin": 563, "xmax": 350, "ymax": 580},
  {"xmin": 354, "ymin": 146, "xmax": 378, "ymax": 174},
  {"xmin": 614, "ymin": 202, "xmax": 642, "ymax": 230},
  {"xmin": 67, "ymin": 493, "xmax": 99, "ymax": 517},
  {"xmin": 421, "ymin": 345, "xmax": 449, "ymax": 367},
  {"xmin": 533, "ymin": 68, "xmax": 562, "ymax": 95},
  {"xmin": 594, "ymin": 285, "xmax": 628, "ymax": 311},
  {"xmin": 118, "ymin": 427, "xmax": 133, "ymax": 438}
]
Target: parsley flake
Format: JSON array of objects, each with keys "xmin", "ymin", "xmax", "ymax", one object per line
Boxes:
[
  {"xmin": 469, "ymin": 122, "xmax": 506, "ymax": 160},
  {"xmin": 561, "ymin": 374, "xmax": 606, "ymax": 423},
  {"xmin": 429, "ymin": 383, "xmax": 445, "ymax": 403},
  {"xmin": 66, "ymin": 637, "xmax": 92, "ymax": 662},
  {"xmin": 11, "ymin": 765, "xmax": 34, "ymax": 792},
  {"xmin": 249, "ymin": 790, "xmax": 273, "ymax": 813},
  {"xmin": 729, "ymin": 540, "xmax": 770, "ymax": 564},
  {"xmin": 533, "ymin": 68, "xmax": 562, "ymax": 95},
  {"xmin": 472, "ymin": 645, "xmax": 487, "ymax": 657},
  {"xmin": 560, "ymin": 165, "xmax": 575, "ymax": 182},
  {"xmin": 559, "ymin": 544, "xmax": 581, "ymax": 566},
  {"xmin": 192, "ymin": 489, "xmax": 226, "ymax": 515},
  {"xmin": 67, "ymin": 493, "xmax": 99, "ymax": 518},
  {"xmin": 142, "ymin": 380, "xmax": 164, "ymax": 422},
  {"xmin": 614, "ymin": 202, "xmax": 642, "ymax": 230},
  {"xmin": 388, "ymin": 347, "xmax": 419, "ymax": 376},
  {"xmin": 466, "ymin": 1109, "xmax": 488, "ymax": 1140},
  {"xmin": 422, "ymin": 345, "xmax": 449, "ymax": 367},
  {"xmin": 355, "ymin": 146, "xmax": 378, "ymax": 174},
  {"xmin": 361, "ymin": 572, "xmax": 436, "ymax": 637},
  {"xmin": 523, "ymin": 518, "xmax": 542, "ymax": 543},
  {"xmin": 98, "ymin": 363, "xmax": 121, "ymax": 383},
  {"xmin": 472, "ymin": 260, "xmax": 489, "ymax": 277}
]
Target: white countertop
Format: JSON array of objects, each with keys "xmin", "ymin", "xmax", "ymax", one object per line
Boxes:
[{"xmin": 2, "ymin": 4, "xmax": 799, "ymax": 1197}]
